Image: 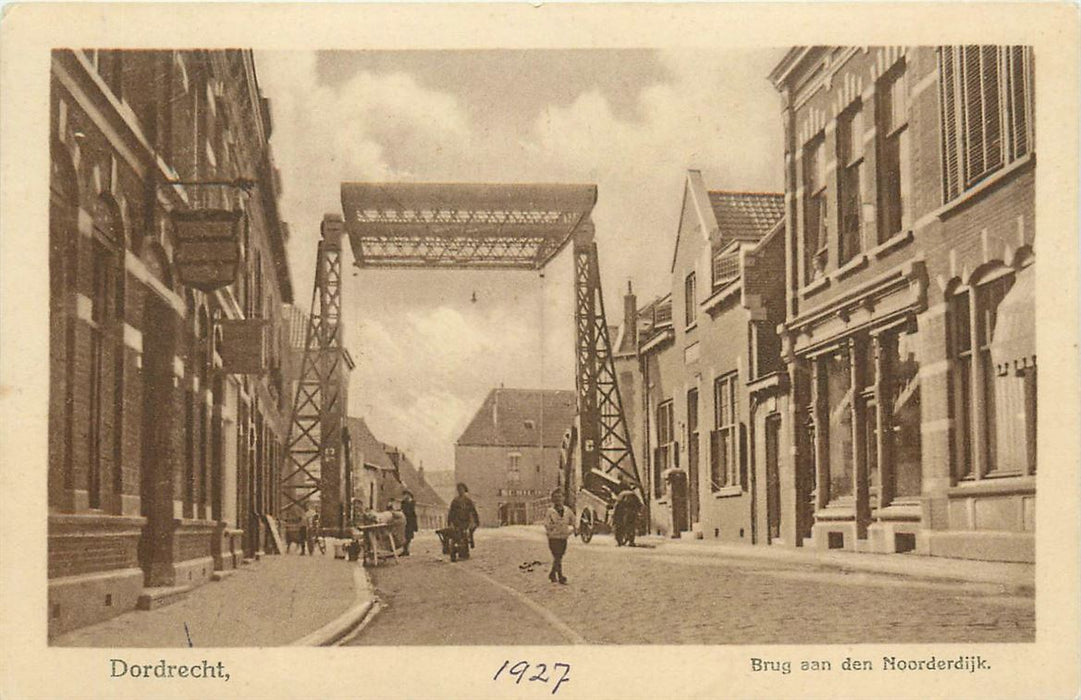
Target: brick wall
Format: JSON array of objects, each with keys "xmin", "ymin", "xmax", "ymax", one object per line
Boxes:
[{"xmin": 48, "ymin": 516, "xmax": 142, "ymax": 578}]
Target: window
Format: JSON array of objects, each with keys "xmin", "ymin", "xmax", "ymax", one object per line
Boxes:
[
  {"xmin": 507, "ymin": 453, "xmax": 521, "ymax": 484},
  {"xmin": 654, "ymin": 400, "xmax": 674, "ymax": 497},
  {"xmin": 877, "ymin": 63, "xmax": 909, "ymax": 243},
  {"xmin": 939, "ymin": 46, "xmax": 1033, "ymax": 202},
  {"xmin": 684, "ymin": 272, "xmax": 697, "ymax": 328},
  {"xmin": 710, "ymin": 373, "xmax": 739, "ymax": 491},
  {"xmin": 838, "ymin": 103, "xmax": 865, "ymax": 263},
  {"xmin": 712, "ymin": 248, "xmax": 740, "ymax": 289},
  {"xmin": 88, "ymin": 199, "xmax": 123, "ymax": 510},
  {"xmin": 822, "ymin": 347, "xmax": 854, "ymax": 502},
  {"xmin": 881, "ymin": 328, "xmax": 922, "ymax": 500},
  {"xmin": 803, "ymin": 135, "xmax": 828, "ymax": 281},
  {"xmin": 951, "ymin": 266, "xmax": 1036, "ymax": 480},
  {"xmin": 809, "ymin": 329, "xmax": 922, "ymax": 511}
]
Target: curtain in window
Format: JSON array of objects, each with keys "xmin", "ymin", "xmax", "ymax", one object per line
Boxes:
[
  {"xmin": 885, "ymin": 331, "xmax": 922, "ymax": 499},
  {"xmin": 825, "ymin": 349, "xmax": 854, "ymax": 501}
]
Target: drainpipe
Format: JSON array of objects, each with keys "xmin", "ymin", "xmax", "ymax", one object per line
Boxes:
[
  {"xmin": 640, "ymin": 351, "xmax": 652, "ymax": 530},
  {"xmin": 748, "ymin": 392, "xmax": 759, "ymax": 545}
]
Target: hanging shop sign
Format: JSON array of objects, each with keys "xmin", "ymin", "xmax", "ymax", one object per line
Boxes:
[
  {"xmin": 171, "ymin": 209, "xmax": 243, "ymax": 291},
  {"xmin": 219, "ymin": 319, "xmax": 266, "ymax": 375}
]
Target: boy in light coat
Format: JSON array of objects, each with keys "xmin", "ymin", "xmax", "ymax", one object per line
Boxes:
[{"xmin": 544, "ymin": 488, "xmax": 577, "ymax": 584}]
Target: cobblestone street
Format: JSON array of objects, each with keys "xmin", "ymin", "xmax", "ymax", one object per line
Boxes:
[{"xmin": 351, "ymin": 529, "xmax": 1033, "ymax": 646}]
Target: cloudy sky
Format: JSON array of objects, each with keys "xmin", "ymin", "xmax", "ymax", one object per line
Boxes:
[{"xmin": 255, "ymin": 49, "xmax": 785, "ymax": 472}]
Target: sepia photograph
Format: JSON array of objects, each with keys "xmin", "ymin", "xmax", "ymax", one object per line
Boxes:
[{"xmin": 2, "ymin": 3, "xmax": 1079, "ymax": 699}]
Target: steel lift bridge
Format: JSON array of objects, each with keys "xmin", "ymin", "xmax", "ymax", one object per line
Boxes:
[{"xmin": 281, "ymin": 182, "xmax": 643, "ymax": 534}]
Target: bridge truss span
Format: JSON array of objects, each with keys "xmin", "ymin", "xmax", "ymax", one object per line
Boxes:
[{"xmin": 282, "ymin": 182, "xmax": 642, "ymax": 532}]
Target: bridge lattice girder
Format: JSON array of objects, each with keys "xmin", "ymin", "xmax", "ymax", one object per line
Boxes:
[
  {"xmin": 281, "ymin": 183, "xmax": 643, "ymax": 528},
  {"xmin": 282, "ymin": 221, "xmax": 347, "ymax": 528}
]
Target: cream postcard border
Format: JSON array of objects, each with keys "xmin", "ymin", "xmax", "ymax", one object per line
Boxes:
[{"xmin": 1, "ymin": 3, "xmax": 1078, "ymax": 699}]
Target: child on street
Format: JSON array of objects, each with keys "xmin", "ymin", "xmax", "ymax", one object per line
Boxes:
[{"xmin": 545, "ymin": 488, "xmax": 576, "ymax": 584}]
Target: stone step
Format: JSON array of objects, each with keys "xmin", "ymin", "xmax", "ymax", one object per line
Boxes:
[
  {"xmin": 210, "ymin": 570, "xmax": 236, "ymax": 583},
  {"xmin": 135, "ymin": 584, "xmax": 194, "ymax": 611}
]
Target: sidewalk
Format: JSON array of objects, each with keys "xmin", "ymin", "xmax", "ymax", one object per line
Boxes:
[
  {"xmin": 491, "ymin": 526, "xmax": 1035, "ymax": 595},
  {"xmin": 52, "ymin": 551, "xmax": 374, "ymax": 647}
]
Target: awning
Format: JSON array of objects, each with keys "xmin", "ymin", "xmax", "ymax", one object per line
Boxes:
[{"xmin": 991, "ymin": 264, "xmax": 1035, "ymax": 374}]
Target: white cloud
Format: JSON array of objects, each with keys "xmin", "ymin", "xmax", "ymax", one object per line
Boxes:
[{"xmin": 256, "ymin": 49, "xmax": 783, "ymax": 472}]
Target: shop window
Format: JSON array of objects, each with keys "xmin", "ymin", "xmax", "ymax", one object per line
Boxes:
[
  {"xmin": 822, "ymin": 347, "xmax": 854, "ymax": 502},
  {"xmin": 939, "ymin": 46, "xmax": 1033, "ymax": 202},
  {"xmin": 803, "ymin": 135, "xmax": 828, "ymax": 281},
  {"xmin": 838, "ymin": 102, "xmax": 864, "ymax": 264},
  {"xmin": 654, "ymin": 400, "xmax": 674, "ymax": 497},
  {"xmin": 710, "ymin": 372, "xmax": 739, "ymax": 491},
  {"xmin": 812, "ymin": 328, "xmax": 922, "ymax": 510},
  {"xmin": 951, "ymin": 265, "xmax": 1036, "ymax": 480},
  {"xmin": 882, "ymin": 328, "xmax": 922, "ymax": 500},
  {"xmin": 877, "ymin": 62, "xmax": 909, "ymax": 243}
]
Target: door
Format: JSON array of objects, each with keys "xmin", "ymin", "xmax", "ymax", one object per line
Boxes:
[
  {"xmin": 139, "ymin": 294, "xmax": 176, "ymax": 584},
  {"xmin": 765, "ymin": 414, "xmax": 782, "ymax": 543},
  {"xmin": 668, "ymin": 469, "xmax": 689, "ymax": 534},
  {"xmin": 686, "ymin": 388, "xmax": 700, "ymax": 525}
]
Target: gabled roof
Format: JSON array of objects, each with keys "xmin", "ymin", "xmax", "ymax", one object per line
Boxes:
[
  {"xmin": 707, "ymin": 191, "xmax": 785, "ymax": 247},
  {"xmin": 384, "ymin": 451, "xmax": 447, "ymax": 509},
  {"xmin": 670, "ymin": 170, "xmax": 715, "ymax": 274},
  {"xmin": 457, "ymin": 388, "xmax": 576, "ymax": 448},
  {"xmin": 344, "ymin": 416, "xmax": 396, "ymax": 471}
]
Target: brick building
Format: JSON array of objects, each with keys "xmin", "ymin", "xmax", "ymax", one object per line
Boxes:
[
  {"xmin": 48, "ymin": 49, "xmax": 294, "ymax": 636},
  {"xmin": 770, "ymin": 46, "xmax": 1035, "ymax": 561},
  {"xmin": 628, "ymin": 172, "xmax": 787, "ymax": 541},
  {"xmin": 455, "ymin": 388, "xmax": 576, "ymax": 527}
]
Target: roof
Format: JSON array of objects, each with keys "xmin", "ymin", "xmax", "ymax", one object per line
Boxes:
[
  {"xmin": 707, "ymin": 191, "xmax": 786, "ymax": 247},
  {"xmin": 457, "ymin": 388, "xmax": 577, "ymax": 447},
  {"xmin": 383, "ymin": 452, "xmax": 447, "ymax": 509},
  {"xmin": 344, "ymin": 417, "xmax": 396, "ymax": 471}
]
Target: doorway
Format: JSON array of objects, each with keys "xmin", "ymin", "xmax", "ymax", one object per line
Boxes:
[
  {"xmin": 139, "ymin": 293, "xmax": 176, "ymax": 585},
  {"xmin": 764, "ymin": 413, "xmax": 782, "ymax": 543}
]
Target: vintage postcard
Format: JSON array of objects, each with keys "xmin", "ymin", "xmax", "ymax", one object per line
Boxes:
[{"xmin": 1, "ymin": 2, "xmax": 1078, "ymax": 699}]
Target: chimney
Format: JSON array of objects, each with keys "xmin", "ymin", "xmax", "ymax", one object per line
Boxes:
[
  {"xmin": 418, "ymin": 463, "xmax": 425, "ymax": 483},
  {"xmin": 492, "ymin": 389, "xmax": 499, "ymax": 428},
  {"xmin": 624, "ymin": 280, "xmax": 638, "ymax": 352}
]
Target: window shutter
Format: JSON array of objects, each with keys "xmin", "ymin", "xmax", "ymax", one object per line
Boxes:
[
  {"xmin": 962, "ymin": 46, "xmax": 986, "ymax": 184},
  {"xmin": 981, "ymin": 46, "xmax": 1003, "ymax": 173},
  {"xmin": 939, "ymin": 47, "xmax": 961, "ymax": 201},
  {"xmin": 1007, "ymin": 46, "xmax": 1032, "ymax": 160}
]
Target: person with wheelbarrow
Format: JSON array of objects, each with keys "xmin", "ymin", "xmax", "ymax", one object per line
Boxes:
[{"xmin": 444, "ymin": 482, "xmax": 479, "ymax": 561}]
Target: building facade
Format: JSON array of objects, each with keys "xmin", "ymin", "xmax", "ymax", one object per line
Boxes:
[
  {"xmin": 48, "ymin": 49, "xmax": 293, "ymax": 636},
  {"xmin": 770, "ymin": 46, "xmax": 1035, "ymax": 561},
  {"xmin": 385, "ymin": 451, "xmax": 448, "ymax": 531},
  {"xmin": 455, "ymin": 388, "xmax": 577, "ymax": 527},
  {"xmin": 631, "ymin": 173, "xmax": 787, "ymax": 542},
  {"xmin": 344, "ymin": 416, "xmax": 399, "ymax": 517}
]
